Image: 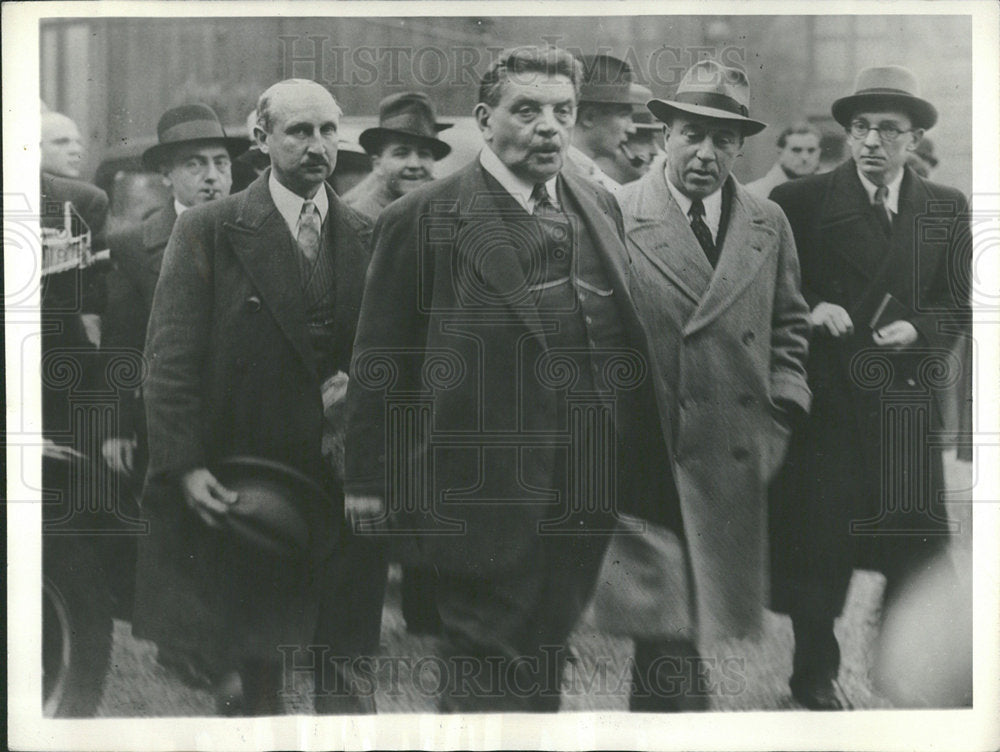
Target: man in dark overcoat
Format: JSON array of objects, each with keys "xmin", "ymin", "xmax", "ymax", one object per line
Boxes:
[
  {"xmin": 768, "ymin": 66, "xmax": 971, "ymax": 710},
  {"xmin": 344, "ymin": 46, "xmax": 677, "ymax": 712},
  {"xmin": 136, "ymin": 79, "xmax": 382, "ymax": 714}
]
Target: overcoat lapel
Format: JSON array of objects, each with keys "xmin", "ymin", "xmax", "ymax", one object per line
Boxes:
[
  {"xmin": 625, "ymin": 167, "xmax": 712, "ymax": 307},
  {"xmin": 818, "ymin": 160, "xmax": 889, "ymax": 279},
  {"xmin": 225, "ymin": 173, "xmax": 315, "ymax": 376},
  {"xmin": 684, "ymin": 183, "xmax": 772, "ymax": 336},
  {"xmin": 141, "ymin": 202, "xmax": 176, "ymax": 276}
]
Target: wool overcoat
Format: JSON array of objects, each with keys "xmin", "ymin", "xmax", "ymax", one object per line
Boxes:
[
  {"xmin": 614, "ymin": 168, "xmax": 811, "ymax": 640},
  {"xmin": 133, "ymin": 171, "xmax": 373, "ymax": 664},
  {"xmin": 768, "ymin": 160, "xmax": 970, "ymax": 619},
  {"xmin": 344, "ymin": 159, "xmax": 679, "ymax": 579}
]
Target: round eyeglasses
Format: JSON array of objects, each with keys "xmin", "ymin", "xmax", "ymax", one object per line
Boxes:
[{"xmin": 848, "ymin": 120, "xmax": 914, "ymax": 143}]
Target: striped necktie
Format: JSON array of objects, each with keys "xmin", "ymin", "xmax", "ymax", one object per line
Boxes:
[
  {"xmin": 873, "ymin": 184, "xmax": 892, "ymax": 237},
  {"xmin": 296, "ymin": 200, "xmax": 321, "ymax": 262},
  {"xmin": 689, "ymin": 198, "xmax": 718, "ymax": 267}
]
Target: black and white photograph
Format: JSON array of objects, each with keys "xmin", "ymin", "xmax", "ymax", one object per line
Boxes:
[{"xmin": 5, "ymin": 1, "xmax": 999, "ymax": 749}]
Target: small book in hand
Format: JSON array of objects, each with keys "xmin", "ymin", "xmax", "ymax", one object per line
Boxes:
[{"xmin": 869, "ymin": 292, "xmax": 910, "ymax": 332}]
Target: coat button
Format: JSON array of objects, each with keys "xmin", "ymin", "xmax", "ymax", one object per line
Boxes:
[
  {"xmin": 738, "ymin": 394, "xmax": 754, "ymax": 407},
  {"xmin": 732, "ymin": 447, "xmax": 750, "ymax": 461},
  {"xmin": 246, "ymin": 295, "xmax": 262, "ymax": 312},
  {"xmin": 741, "ymin": 330, "xmax": 755, "ymax": 345}
]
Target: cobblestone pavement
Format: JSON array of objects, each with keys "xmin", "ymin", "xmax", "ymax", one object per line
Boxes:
[{"xmin": 96, "ymin": 455, "xmax": 973, "ymax": 716}]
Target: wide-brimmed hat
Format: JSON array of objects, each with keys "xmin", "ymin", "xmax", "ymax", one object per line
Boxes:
[
  {"xmin": 142, "ymin": 103, "xmax": 249, "ymax": 170},
  {"xmin": 647, "ymin": 60, "xmax": 767, "ymax": 136},
  {"xmin": 358, "ymin": 92, "xmax": 452, "ymax": 160},
  {"xmin": 627, "ymin": 83, "xmax": 663, "ymax": 132},
  {"xmin": 831, "ymin": 65, "xmax": 937, "ymax": 131},
  {"xmin": 578, "ymin": 54, "xmax": 635, "ymax": 105},
  {"xmin": 210, "ymin": 456, "xmax": 339, "ymax": 561}
]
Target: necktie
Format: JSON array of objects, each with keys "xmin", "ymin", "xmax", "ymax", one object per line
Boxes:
[
  {"xmin": 873, "ymin": 184, "xmax": 892, "ymax": 237},
  {"xmin": 296, "ymin": 200, "xmax": 321, "ymax": 263},
  {"xmin": 531, "ymin": 182, "xmax": 557, "ymax": 217},
  {"xmin": 689, "ymin": 198, "xmax": 718, "ymax": 267}
]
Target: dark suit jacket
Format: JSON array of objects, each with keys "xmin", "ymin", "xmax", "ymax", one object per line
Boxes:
[
  {"xmin": 133, "ymin": 171, "xmax": 373, "ymax": 658},
  {"xmin": 344, "ymin": 159, "xmax": 675, "ymax": 578},
  {"xmin": 102, "ymin": 202, "xmax": 176, "ymax": 441},
  {"xmin": 768, "ymin": 160, "xmax": 969, "ymax": 614}
]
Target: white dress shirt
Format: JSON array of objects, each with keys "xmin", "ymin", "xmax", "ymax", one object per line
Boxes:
[
  {"xmin": 664, "ymin": 161, "xmax": 723, "ymax": 242},
  {"xmin": 479, "ymin": 147, "xmax": 560, "ymax": 214},
  {"xmin": 268, "ymin": 171, "xmax": 330, "ymax": 237},
  {"xmin": 856, "ymin": 165, "xmax": 904, "ymax": 218}
]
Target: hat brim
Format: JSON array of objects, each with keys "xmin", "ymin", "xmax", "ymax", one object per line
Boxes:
[
  {"xmin": 831, "ymin": 92, "xmax": 938, "ymax": 130},
  {"xmin": 358, "ymin": 127, "xmax": 451, "ymax": 160},
  {"xmin": 647, "ymin": 99, "xmax": 767, "ymax": 136},
  {"xmin": 142, "ymin": 136, "xmax": 251, "ymax": 171}
]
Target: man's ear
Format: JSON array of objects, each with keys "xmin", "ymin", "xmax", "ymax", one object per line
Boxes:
[
  {"xmin": 254, "ymin": 125, "xmax": 269, "ymax": 154},
  {"xmin": 474, "ymin": 103, "xmax": 492, "ymax": 141}
]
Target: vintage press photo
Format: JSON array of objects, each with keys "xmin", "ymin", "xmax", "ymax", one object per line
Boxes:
[{"xmin": 5, "ymin": 0, "xmax": 999, "ymax": 749}]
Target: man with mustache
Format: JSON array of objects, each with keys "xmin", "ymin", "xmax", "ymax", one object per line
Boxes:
[
  {"xmin": 607, "ymin": 59, "xmax": 812, "ymax": 710},
  {"xmin": 136, "ymin": 80, "xmax": 382, "ymax": 714},
  {"xmin": 343, "ymin": 92, "xmax": 452, "ymax": 221},
  {"xmin": 345, "ymin": 46, "xmax": 675, "ymax": 711},
  {"xmin": 768, "ymin": 66, "xmax": 970, "ymax": 710}
]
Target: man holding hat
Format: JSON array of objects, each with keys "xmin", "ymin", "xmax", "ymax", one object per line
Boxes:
[
  {"xmin": 136, "ymin": 80, "xmax": 382, "ymax": 714},
  {"xmin": 343, "ymin": 91, "xmax": 451, "ymax": 220},
  {"xmin": 606, "ymin": 59, "xmax": 811, "ymax": 710},
  {"xmin": 565, "ymin": 54, "xmax": 638, "ymax": 192},
  {"xmin": 768, "ymin": 65, "xmax": 970, "ymax": 710}
]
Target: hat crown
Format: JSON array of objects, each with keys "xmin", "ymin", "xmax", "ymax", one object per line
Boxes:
[
  {"xmin": 675, "ymin": 60, "xmax": 751, "ymax": 111},
  {"xmin": 378, "ymin": 92, "xmax": 441, "ymax": 137},
  {"xmin": 852, "ymin": 65, "xmax": 921, "ymax": 97},
  {"xmin": 156, "ymin": 103, "xmax": 228, "ymax": 144},
  {"xmin": 578, "ymin": 54, "xmax": 634, "ymax": 104}
]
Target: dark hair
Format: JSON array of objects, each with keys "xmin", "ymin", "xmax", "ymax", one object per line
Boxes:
[
  {"xmin": 478, "ymin": 47, "xmax": 582, "ymax": 108},
  {"xmin": 256, "ymin": 78, "xmax": 340, "ymax": 133},
  {"xmin": 776, "ymin": 121, "xmax": 822, "ymax": 148}
]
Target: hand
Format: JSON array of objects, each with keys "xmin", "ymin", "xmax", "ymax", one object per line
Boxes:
[
  {"xmin": 344, "ymin": 494, "xmax": 385, "ymax": 531},
  {"xmin": 102, "ymin": 436, "xmax": 137, "ymax": 475},
  {"xmin": 180, "ymin": 468, "xmax": 238, "ymax": 528},
  {"xmin": 873, "ymin": 320, "xmax": 919, "ymax": 348},
  {"xmin": 809, "ymin": 302, "xmax": 854, "ymax": 338}
]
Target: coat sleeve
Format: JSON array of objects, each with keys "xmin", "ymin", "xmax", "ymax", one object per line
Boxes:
[
  {"xmin": 343, "ymin": 196, "xmax": 430, "ymax": 497},
  {"xmin": 769, "ymin": 180, "xmax": 824, "ymax": 311},
  {"xmin": 101, "ymin": 236, "xmax": 147, "ymax": 440},
  {"xmin": 142, "ymin": 209, "xmax": 215, "ymax": 480},
  {"xmin": 768, "ymin": 205, "xmax": 812, "ymax": 416}
]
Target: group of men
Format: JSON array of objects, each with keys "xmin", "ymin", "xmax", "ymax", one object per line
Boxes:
[{"xmin": 40, "ymin": 46, "xmax": 969, "ymax": 715}]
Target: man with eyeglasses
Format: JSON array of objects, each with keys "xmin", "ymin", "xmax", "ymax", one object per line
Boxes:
[
  {"xmin": 135, "ymin": 83, "xmax": 382, "ymax": 714},
  {"xmin": 607, "ymin": 59, "xmax": 811, "ymax": 711},
  {"xmin": 769, "ymin": 66, "xmax": 970, "ymax": 710}
]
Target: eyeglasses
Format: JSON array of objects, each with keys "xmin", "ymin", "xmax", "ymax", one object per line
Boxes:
[{"xmin": 848, "ymin": 120, "xmax": 914, "ymax": 143}]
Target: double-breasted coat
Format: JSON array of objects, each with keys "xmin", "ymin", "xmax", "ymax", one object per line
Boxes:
[
  {"xmin": 133, "ymin": 172, "xmax": 373, "ymax": 665},
  {"xmin": 613, "ymin": 168, "xmax": 812, "ymax": 641},
  {"xmin": 344, "ymin": 160, "xmax": 678, "ymax": 580},
  {"xmin": 768, "ymin": 160, "xmax": 970, "ymax": 619}
]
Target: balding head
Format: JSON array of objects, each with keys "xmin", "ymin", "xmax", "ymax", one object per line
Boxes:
[
  {"xmin": 41, "ymin": 112, "xmax": 83, "ymax": 178},
  {"xmin": 254, "ymin": 79, "xmax": 342, "ymax": 197}
]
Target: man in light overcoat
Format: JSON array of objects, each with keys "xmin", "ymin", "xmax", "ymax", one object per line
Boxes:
[{"xmin": 606, "ymin": 60, "xmax": 811, "ymax": 711}]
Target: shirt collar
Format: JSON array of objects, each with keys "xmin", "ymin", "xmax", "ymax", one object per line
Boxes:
[
  {"xmin": 268, "ymin": 171, "xmax": 330, "ymax": 235},
  {"xmin": 663, "ymin": 160, "xmax": 723, "ymax": 239},
  {"xmin": 174, "ymin": 199, "xmax": 189, "ymax": 217},
  {"xmin": 479, "ymin": 146, "xmax": 560, "ymax": 214},
  {"xmin": 567, "ymin": 145, "xmax": 622, "ymax": 192},
  {"xmin": 856, "ymin": 164, "xmax": 904, "ymax": 214}
]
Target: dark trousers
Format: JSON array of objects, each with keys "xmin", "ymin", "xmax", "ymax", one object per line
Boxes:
[{"xmin": 434, "ymin": 533, "xmax": 609, "ymax": 712}]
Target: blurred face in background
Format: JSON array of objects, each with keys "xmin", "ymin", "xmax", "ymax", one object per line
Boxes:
[
  {"xmin": 476, "ymin": 71, "xmax": 577, "ymax": 184},
  {"xmin": 578, "ymin": 102, "xmax": 636, "ymax": 160},
  {"xmin": 778, "ymin": 133, "xmax": 821, "ymax": 178},
  {"xmin": 163, "ymin": 143, "xmax": 232, "ymax": 208},
  {"xmin": 41, "ymin": 112, "xmax": 84, "ymax": 178},
  {"xmin": 373, "ymin": 137, "xmax": 435, "ymax": 199}
]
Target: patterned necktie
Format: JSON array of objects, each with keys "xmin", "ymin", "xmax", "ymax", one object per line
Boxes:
[
  {"xmin": 296, "ymin": 200, "xmax": 321, "ymax": 263},
  {"xmin": 873, "ymin": 184, "xmax": 893, "ymax": 237},
  {"xmin": 689, "ymin": 198, "xmax": 718, "ymax": 267},
  {"xmin": 531, "ymin": 182, "xmax": 557, "ymax": 217}
]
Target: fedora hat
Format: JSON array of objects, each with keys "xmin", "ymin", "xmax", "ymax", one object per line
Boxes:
[
  {"xmin": 142, "ymin": 103, "xmax": 249, "ymax": 171},
  {"xmin": 578, "ymin": 54, "xmax": 634, "ymax": 105},
  {"xmin": 359, "ymin": 92, "xmax": 452, "ymax": 160},
  {"xmin": 831, "ymin": 65, "xmax": 937, "ymax": 130},
  {"xmin": 647, "ymin": 60, "xmax": 767, "ymax": 136},
  {"xmin": 210, "ymin": 456, "xmax": 339, "ymax": 561},
  {"xmin": 628, "ymin": 84, "xmax": 663, "ymax": 131}
]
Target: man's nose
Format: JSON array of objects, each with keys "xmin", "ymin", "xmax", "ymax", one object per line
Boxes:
[
  {"xmin": 863, "ymin": 128, "xmax": 882, "ymax": 148},
  {"xmin": 536, "ymin": 108, "xmax": 560, "ymax": 134},
  {"xmin": 204, "ymin": 162, "xmax": 221, "ymax": 182},
  {"xmin": 695, "ymin": 136, "xmax": 716, "ymax": 161}
]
